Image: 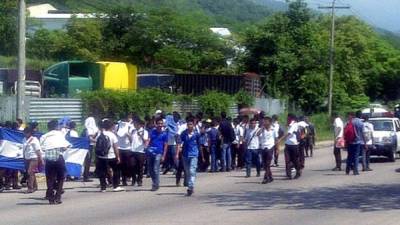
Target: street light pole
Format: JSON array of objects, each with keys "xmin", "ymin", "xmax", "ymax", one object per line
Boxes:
[{"xmin": 17, "ymin": 0, "xmax": 26, "ymax": 120}]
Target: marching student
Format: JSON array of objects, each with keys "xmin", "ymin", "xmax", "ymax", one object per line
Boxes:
[
  {"xmin": 82, "ymin": 117, "xmax": 99, "ymax": 182},
  {"xmin": 147, "ymin": 118, "xmax": 168, "ymax": 191},
  {"xmin": 258, "ymin": 117, "xmax": 277, "ymax": 184},
  {"xmin": 117, "ymin": 114, "xmax": 134, "ymax": 186},
  {"xmin": 244, "ymin": 118, "xmax": 261, "ymax": 178},
  {"xmin": 130, "ymin": 119, "xmax": 149, "ymax": 186},
  {"xmin": 40, "ymin": 120, "xmax": 71, "ymax": 204},
  {"xmin": 280, "ymin": 114, "xmax": 301, "ymax": 179},
  {"xmin": 178, "ymin": 118, "xmax": 201, "ymax": 196},
  {"xmin": 95, "ymin": 119, "xmax": 125, "ymax": 192},
  {"xmin": 22, "ymin": 127, "xmax": 43, "ymax": 193}
]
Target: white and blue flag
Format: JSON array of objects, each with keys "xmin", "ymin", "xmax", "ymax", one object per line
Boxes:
[
  {"xmin": 0, "ymin": 128, "xmax": 25, "ymax": 171},
  {"xmin": 0, "ymin": 128, "xmax": 90, "ymax": 177}
]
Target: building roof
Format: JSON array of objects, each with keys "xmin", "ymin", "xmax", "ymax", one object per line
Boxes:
[
  {"xmin": 210, "ymin": 28, "xmax": 232, "ymax": 37},
  {"xmin": 27, "ymin": 3, "xmax": 95, "ymax": 19}
]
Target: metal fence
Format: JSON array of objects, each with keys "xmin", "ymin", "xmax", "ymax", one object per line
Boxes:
[
  {"xmin": 254, "ymin": 97, "xmax": 286, "ymax": 115},
  {"xmin": 172, "ymin": 100, "xmax": 238, "ymax": 118},
  {"xmin": 29, "ymin": 98, "xmax": 83, "ymax": 123}
]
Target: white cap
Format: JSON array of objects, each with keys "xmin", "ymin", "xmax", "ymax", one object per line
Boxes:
[{"xmin": 155, "ymin": 110, "xmax": 162, "ymax": 115}]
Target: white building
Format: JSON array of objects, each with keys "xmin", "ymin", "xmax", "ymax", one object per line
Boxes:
[{"xmin": 28, "ymin": 3, "xmax": 95, "ymax": 31}]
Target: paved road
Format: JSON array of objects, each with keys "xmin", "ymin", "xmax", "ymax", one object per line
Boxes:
[{"xmin": 1, "ymin": 142, "xmax": 400, "ymax": 225}]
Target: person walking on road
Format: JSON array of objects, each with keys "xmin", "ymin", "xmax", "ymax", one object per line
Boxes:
[
  {"xmin": 280, "ymin": 114, "xmax": 301, "ymax": 179},
  {"xmin": 362, "ymin": 115, "xmax": 373, "ymax": 172},
  {"xmin": 130, "ymin": 119, "xmax": 149, "ymax": 186},
  {"xmin": 258, "ymin": 117, "xmax": 277, "ymax": 184},
  {"xmin": 179, "ymin": 118, "xmax": 201, "ymax": 196},
  {"xmin": 332, "ymin": 113, "xmax": 344, "ymax": 171},
  {"xmin": 22, "ymin": 127, "xmax": 43, "ymax": 194},
  {"xmin": 244, "ymin": 118, "xmax": 261, "ymax": 178},
  {"xmin": 344, "ymin": 111, "xmax": 365, "ymax": 175},
  {"xmin": 219, "ymin": 112, "xmax": 235, "ymax": 172},
  {"xmin": 40, "ymin": 120, "xmax": 71, "ymax": 204},
  {"xmin": 147, "ymin": 118, "xmax": 168, "ymax": 191}
]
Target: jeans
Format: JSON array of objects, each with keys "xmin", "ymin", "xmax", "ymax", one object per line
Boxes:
[
  {"xmin": 346, "ymin": 144, "xmax": 361, "ymax": 174},
  {"xmin": 120, "ymin": 150, "xmax": 133, "ymax": 184},
  {"xmin": 262, "ymin": 149, "xmax": 274, "ymax": 180},
  {"xmin": 45, "ymin": 156, "xmax": 65, "ymax": 202},
  {"xmin": 96, "ymin": 157, "xmax": 120, "ymax": 189},
  {"xmin": 284, "ymin": 145, "xmax": 301, "ymax": 178},
  {"xmin": 164, "ymin": 145, "xmax": 177, "ymax": 172},
  {"xmin": 221, "ymin": 143, "xmax": 232, "ymax": 172},
  {"xmin": 333, "ymin": 146, "xmax": 342, "ymax": 169},
  {"xmin": 210, "ymin": 144, "xmax": 218, "ymax": 172},
  {"xmin": 362, "ymin": 145, "xmax": 372, "ymax": 170},
  {"xmin": 148, "ymin": 153, "xmax": 162, "ymax": 189},
  {"xmin": 183, "ymin": 156, "xmax": 198, "ymax": 190},
  {"xmin": 131, "ymin": 152, "xmax": 146, "ymax": 185},
  {"xmin": 245, "ymin": 148, "xmax": 261, "ymax": 177}
]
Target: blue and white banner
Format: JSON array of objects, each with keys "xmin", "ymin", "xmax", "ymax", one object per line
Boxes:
[
  {"xmin": 0, "ymin": 128, "xmax": 25, "ymax": 171},
  {"xmin": 64, "ymin": 136, "xmax": 90, "ymax": 178},
  {"xmin": 0, "ymin": 128, "xmax": 90, "ymax": 177}
]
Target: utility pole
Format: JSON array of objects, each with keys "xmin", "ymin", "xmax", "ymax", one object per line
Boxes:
[
  {"xmin": 319, "ymin": 1, "xmax": 349, "ymax": 117},
  {"xmin": 17, "ymin": 0, "xmax": 26, "ymax": 120}
]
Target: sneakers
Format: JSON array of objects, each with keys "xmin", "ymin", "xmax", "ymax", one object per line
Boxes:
[
  {"xmin": 100, "ymin": 189, "xmax": 106, "ymax": 193},
  {"xmin": 186, "ymin": 189, "xmax": 194, "ymax": 196},
  {"xmin": 112, "ymin": 187, "xmax": 125, "ymax": 192},
  {"xmin": 151, "ymin": 186, "xmax": 159, "ymax": 192}
]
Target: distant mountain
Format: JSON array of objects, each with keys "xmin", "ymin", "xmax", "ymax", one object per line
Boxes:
[
  {"xmin": 27, "ymin": 0, "xmax": 281, "ymax": 30},
  {"xmin": 375, "ymin": 28, "xmax": 400, "ymax": 49}
]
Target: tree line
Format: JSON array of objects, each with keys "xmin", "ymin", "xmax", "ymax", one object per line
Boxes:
[{"xmin": 0, "ymin": 0, "xmax": 400, "ymax": 114}]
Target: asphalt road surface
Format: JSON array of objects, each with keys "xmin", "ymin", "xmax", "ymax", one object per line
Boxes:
[{"xmin": 1, "ymin": 142, "xmax": 400, "ymax": 225}]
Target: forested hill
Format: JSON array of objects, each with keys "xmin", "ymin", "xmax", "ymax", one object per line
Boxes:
[{"xmin": 27, "ymin": 0, "xmax": 285, "ymax": 29}]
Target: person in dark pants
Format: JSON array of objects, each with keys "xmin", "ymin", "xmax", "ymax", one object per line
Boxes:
[
  {"xmin": 116, "ymin": 116, "xmax": 134, "ymax": 186},
  {"xmin": 361, "ymin": 115, "xmax": 373, "ymax": 172},
  {"xmin": 207, "ymin": 120, "xmax": 219, "ymax": 172},
  {"xmin": 147, "ymin": 118, "xmax": 168, "ymax": 191},
  {"xmin": 244, "ymin": 118, "xmax": 261, "ymax": 177},
  {"xmin": 219, "ymin": 112, "xmax": 235, "ymax": 172},
  {"xmin": 40, "ymin": 120, "xmax": 71, "ymax": 204},
  {"xmin": 130, "ymin": 119, "xmax": 149, "ymax": 186},
  {"xmin": 271, "ymin": 115, "xmax": 282, "ymax": 167},
  {"xmin": 258, "ymin": 117, "xmax": 277, "ymax": 184},
  {"xmin": 332, "ymin": 113, "xmax": 344, "ymax": 171},
  {"xmin": 345, "ymin": 111, "xmax": 365, "ymax": 175},
  {"xmin": 82, "ymin": 117, "xmax": 99, "ymax": 182},
  {"xmin": 297, "ymin": 117, "xmax": 309, "ymax": 170},
  {"xmin": 22, "ymin": 127, "xmax": 43, "ymax": 193},
  {"xmin": 280, "ymin": 114, "xmax": 301, "ymax": 179},
  {"xmin": 96, "ymin": 119, "xmax": 124, "ymax": 192}
]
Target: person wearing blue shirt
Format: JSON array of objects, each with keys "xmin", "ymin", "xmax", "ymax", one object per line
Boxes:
[
  {"xmin": 207, "ymin": 120, "xmax": 220, "ymax": 172},
  {"xmin": 346, "ymin": 111, "xmax": 365, "ymax": 176},
  {"xmin": 148, "ymin": 118, "xmax": 168, "ymax": 191},
  {"xmin": 178, "ymin": 118, "xmax": 200, "ymax": 196}
]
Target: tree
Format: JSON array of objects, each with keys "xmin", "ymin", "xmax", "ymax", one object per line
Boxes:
[{"xmin": 0, "ymin": 0, "xmax": 17, "ymax": 56}]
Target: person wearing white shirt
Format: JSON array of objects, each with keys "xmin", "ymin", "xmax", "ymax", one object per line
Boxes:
[
  {"xmin": 95, "ymin": 119, "xmax": 124, "ymax": 193},
  {"xmin": 362, "ymin": 115, "xmax": 373, "ymax": 172},
  {"xmin": 297, "ymin": 117, "xmax": 309, "ymax": 170},
  {"xmin": 279, "ymin": 114, "xmax": 301, "ymax": 179},
  {"xmin": 272, "ymin": 115, "xmax": 283, "ymax": 167},
  {"xmin": 129, "ymin": 119, "xmax": 149, "ymax": 186},
  {"xmin": 66, "ymin": 121, "xmax": 79, "ymax": 138},
  {"xmin": 22, "ymin": 127, "xmax": 43, "ymax": 193},
  {"xmin": 82, "ymin": 117, "xmax": 99, "ymax": 182},
  {"xmin": 258, "ymin": 117, "xmax": 277, "ymax": 184},
  {"xmin": 244, "ymin": 118, "xmax": 261, "ymax": 178},
  {"xmin": 40, "ymin": 120, "xmax": 71, "ymax": 204},
  {"xmin": 116, "ymin": 117, "xmax": 134, "ymax": 186},
  {"xmin": 232, "ymin": 118, "xmax": 245, "ymax": 170},
  {"xmin": 332, "ymin": 113, "xmax": 344, "ymax": 171}
]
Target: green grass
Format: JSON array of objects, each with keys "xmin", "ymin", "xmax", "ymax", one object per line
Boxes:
[{"xmin": 309, "ymin": 113, "xmax": 332, "ymax": 142}]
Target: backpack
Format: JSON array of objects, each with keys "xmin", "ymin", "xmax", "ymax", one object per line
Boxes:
[
  {"xmin": 95, "ymin": 132, "xmax": 111, "ymax": 157},
  {"xmin": 296, "ymin": 126, "xmax": 307, "ymax": 142},
  {"xmin": 344, "ymin": 121, "xmax": 356, "ymax": 144}
]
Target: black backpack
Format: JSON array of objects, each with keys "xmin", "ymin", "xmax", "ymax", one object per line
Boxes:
[{"xmin": 95, "ymin": 132, "xmax": 111, "ymax": 157}]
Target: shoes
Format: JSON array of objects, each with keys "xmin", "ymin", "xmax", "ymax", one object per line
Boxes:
[
  {"xmin": 113, "ymin": 187, "xmax": 125, "ymax": 192},
  {"xmin": 176, "ymin": 182, "xmax": 181, "ymax": 187},
  {"xmin": 366, "ymin": 168, "xmax": 373, "ymax": 171},
  {"xmin": 100, "ymin": 189, "xmax": 106, "ymax": 193},
  {"xmin": 332, "ymin": 167, "xmax": 341, "ymax": 171},
  {"xmin": 245, "ymin": 175, "xmax": 250, "ymax": 178},
  {"xmin": 261, "ymin": 179, "xmax": 269, "ymax": 184},
  {"xmin": 24, "ymin": 189, "xmax": 35, "ymax": 194},
  {"xmin": 293, "ymin": 173, "xmax": 301, "ymax": 179},
  {"xmin": 345, "ymin": 167, "xmax": 350, "ymax": 175},
  {"xmin": 122, "ymin": 182, "xmax": 128, "ymax": 187},
  {"xmin": 151, "ymin": 187, "xmax": 159, "ymax": 192},
  {"xmin": 353, "ymin": 171, "xmax": 360, "ymax": 176},
  {"xmin": 186, "ymin": 189, "xmax": 194, "ymax": 196},
  {"xmin": 83, "ymin": 178, "xmax": 93, "ymax": 182},
  {"xmin": 54, "ymin": 200, "xmax": 62, "ymax": 205},
  {"xmin": 256, "ymin": 173, "xmax": 261, "ymax": 177},
  {"xmin": 12, "ymin": 186, "xmax": 22, "ymax": 190}
]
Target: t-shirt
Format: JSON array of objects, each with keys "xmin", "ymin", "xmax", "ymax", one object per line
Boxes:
[
  {"xmin": 207, "ymin": 127, "xmax": 219, "ymax": 145},
  {"xmin": 117, "ymin": 121, "xmax": 133, "ymax": 150},
  {"xmin": 97, "ymin": 131, "xmax": 118, "ymax": 159},
  {"xmin": 167, "ymin": 123, "xmax": 186, "ymax": 146},
  {"xmin": 352, "ymin": 118, "xmax": 365, "ymax": 145},
  {"xmin": 272, "ymin": 122, "xmax": 280, "ymax": 138},
  {"xmin": 131, "ymin": 128, "xmax": 149, "ymax": 153},
  {"xmin": 245, "ymin": 128, "xmax": 260, "ymax": 150},
  {"xmin": 363, "ymin": 121, "xmax": 374, "ymax": 145},
  {"xmin": 149, "ymin": 129, "xmax": 168, "ymax": 154},
  {"xmin": 259, "ymin": 128, "xmax": 276, "ymax": 150},
  {"xmin": 23, "ymin": 136, "xmax": 41, "ymax": 159},
  {"xmin": 233, "ymin": 125, "xmax": 244, "ymax": 145},
  {"xmin": 180, "ymin": 130, "xmax": 200, "ymax": 158},
  {"xmin": 285, "ymin": 122, "xmax": 299, "ymax": 146},
  {"xmin": 40, "ymin": 130, "xmax": 71, "ymax": 151},
  {"xmin": 333, "ymin": 117, "xmax": 344, "ymax": 139},
  {"xmin": 67, "ymin": 130, "xmax": 79, "ymax": 138}
]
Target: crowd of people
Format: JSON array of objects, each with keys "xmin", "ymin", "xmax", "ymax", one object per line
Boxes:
[{"xmin": 0, "ymin": 110, "xmax": 319, "ymax": 205}]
